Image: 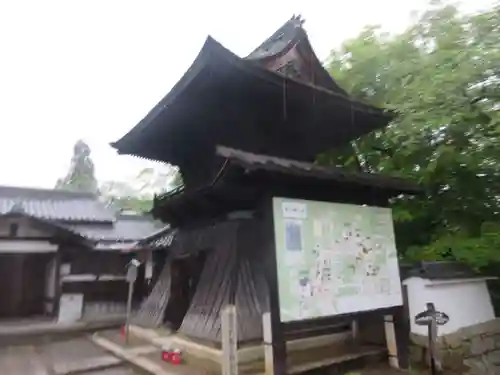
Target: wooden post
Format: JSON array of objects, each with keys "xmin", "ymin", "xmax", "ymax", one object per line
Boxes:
[
  {"xmin": 53, "ymin": 252, "xmax": 62, "ymax": 317},
  {"xmin": 125, "ymin": 260, "xmax": 139, "ymax": 345},
  {"xmin": 384, "ymin": 307, "xmax": 410, "ymax": 370},
  {"xmin": 384, "ymin": 314, "xmax": 399, "ymax": 369},
  {"xmin": 263, "ymin": 312, "xmax": 275, "ymax": 375},
  {"xmin": 125, "ymin": 280, "xmax": 134, "ymax": 344},
  {"xmin": 351, "ymin": 319, "xmax": 359, "ymax": 343},
  {"xmin": 262, "ymin": 198, "xmax": 287, "ymax": 375},
  {"xmin": 221, "ymin": 304, "xmax": 238, "ymax": 375}
]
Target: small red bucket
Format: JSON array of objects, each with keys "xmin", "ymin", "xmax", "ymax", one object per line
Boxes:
[
  {"xmin": 161, "ymin": 350, "xmax": 172, "ymax": 362},
  {"xmin": 170, "ymin": 349, "xmax": 182, "ymax": 365},
  {"xmin": 161, "ymin": 348, "xmax": 182, "ymax": 365}
]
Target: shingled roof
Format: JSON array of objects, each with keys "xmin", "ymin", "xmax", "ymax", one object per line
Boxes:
[
  {"xmin": 0, "ymin": 185, "xmax": 163, "ymax": 247},
  {"xmin": 67, "ymin": 214, "xmax": 165, "ymax": 242},
  {"xmin": 245, "ymin": 15, "xmax": 349, "ymax": 96},
  {"xmin": 111, "ymin": 29, "xmax": 394, "ymax": 184},
  {"xmin": 405, "ymin": 261, "xmax": 480, "ymax": 280},
  {"xmin": 135, "ymin": 225, "xmax": 176, "ymax": 249},
  {"xmin": 0, "ymin": 185, "xmax": 114, "ymax": 223},
  {"xmin": 216, "ymin": 146, "xmax": 421, "ymax": 195}
]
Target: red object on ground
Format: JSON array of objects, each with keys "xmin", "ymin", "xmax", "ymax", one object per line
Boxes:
[
  {"xmin": 161, "ymin": 349, "xmax": 182, "ymax": 365},
  {"xmin": 161, "ymin": 351, "xmax": 172, "ymax": 362},
  {"xmin": 170, "ymin": 350, "xmax": 182, "ymax": 365},
  {"xmin": 120, "ymin": 326, "xmax": 125, "ymax": 337}
]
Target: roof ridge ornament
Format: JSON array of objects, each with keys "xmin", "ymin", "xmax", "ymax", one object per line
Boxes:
[{"xmin": 290, "ymin": 14, "xmax": 305, "ymax": 27}]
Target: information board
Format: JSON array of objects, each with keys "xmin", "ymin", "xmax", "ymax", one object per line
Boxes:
[{"xmin": 273, "ymin": 197, "xmax": 403, "ymax": 322}]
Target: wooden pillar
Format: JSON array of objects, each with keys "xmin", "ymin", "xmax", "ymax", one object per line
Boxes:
[
  {"xmin": 12, "ymin": 255, "xmax": 25, "ymax": 316},
  {"xmin": 53, "ymin": 251, "xmax": 62, "ymax": 317},
  {"xmin": 262, "ymin": 198, "xmax": 287, "ymax": 375},
  {"xmin": 221, "ymin": 305, "xmax": 238, "ymax": 375},
  {"xmin": 384, "ymin": 307, "xmax": 409, "ymax": 370},
  {"xmin": 351, "ymin": 318, "xmax": 359, "ymax": 343},
  {"xmin": 44, "ymin": 254, "xmax": 58, "ymax": 315}
]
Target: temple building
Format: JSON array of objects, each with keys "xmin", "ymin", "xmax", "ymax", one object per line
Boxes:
[
  {"xmin": 113, "ymin": 15, "xmax": 419, "ymax": 374},
  {"xmin": 0, "ymin": 185, "xmax": 164, "ymax": 323}
]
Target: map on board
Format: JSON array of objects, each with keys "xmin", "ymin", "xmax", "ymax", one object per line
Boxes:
[{"xmin": 272, "ymin": 197, "xmax": 403, "ymax": 322}]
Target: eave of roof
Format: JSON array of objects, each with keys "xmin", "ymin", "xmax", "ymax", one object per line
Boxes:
[
  {"xmin": 0, "ymin": 185, "xmax": 115, "ymax": 223},
  {"xmin": 216, "ymin": 146, "xmax": 421, "ymax": 195},
  {"xmin": 245, "ymin": 15, "xmax": 348, "ymax": 97},
  {"xmin": 406, "ymin": 261, "xmax": 482, "ymax": 280},
  {"xmin": 0, "ymin": 211, "xmax": 94, "ymax": 247},
  {"xmin": 66, "ymin": 215, "xmax": 164, "ymax": 242},
  {"xmin": 150, "ymin": 146, "xmax": 421, "ymax": 226},
  {"xmin": 111, "ymin": 36, "xmax": 394, "ymax": 159}
]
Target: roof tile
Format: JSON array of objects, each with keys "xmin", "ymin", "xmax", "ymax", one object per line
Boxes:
[
  {"xmin": 0, "ymin": 186, "xmax": 114, "ymax": 222},
  {"xmin": 67, "ymin": 215, "xmax": 164, "ymax": 242}
]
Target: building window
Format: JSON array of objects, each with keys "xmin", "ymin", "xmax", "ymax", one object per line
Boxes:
[{"xmin": 9, "ymin": 223, "xmax": 19, "ymax": 237}]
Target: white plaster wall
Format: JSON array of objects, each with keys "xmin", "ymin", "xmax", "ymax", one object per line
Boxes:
[
  {"xmin": 0, "ymin": 217, "xmax": 51, "ymax": 238},
  {"xmin": 404, "ymin": 277, "xmax": 496, "ymax": 336},
  {"xmin": 0, "ymin": 240, "xmax": 57, "ymax": 252},
  {"xmin": 45, "ymin": 258, "xmax": 57, "ymax": 313}
]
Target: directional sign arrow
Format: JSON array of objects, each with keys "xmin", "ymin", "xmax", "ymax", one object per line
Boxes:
[{"xmin": 415, "ymin": 309, "xmax": 449, "ymax": 326}]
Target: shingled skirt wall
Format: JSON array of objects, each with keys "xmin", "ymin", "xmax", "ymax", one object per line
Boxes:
[{"xmin": 133, "ymin": 218, "xmax": 270, "ymax": 344}]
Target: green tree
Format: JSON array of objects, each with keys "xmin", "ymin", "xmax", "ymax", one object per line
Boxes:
[
  {"xmin": 325, "ymin": 2, "xmax": 500, "ymax": 268},
  {"xmin": 99, "ymin": 180, "xmax": 153, "ymax": 214},
  {"xmin": 56, "ymin": 140, "xmax": 99, "ymax": 194},
  {"xmin": 99, "ymin": 165, "xmax": 182, "ymax": 214}
]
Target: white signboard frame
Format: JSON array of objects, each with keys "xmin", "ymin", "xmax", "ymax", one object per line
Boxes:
[{"xmin": 273, "ymin": 197, "xmax": 403, "ymax": 322}]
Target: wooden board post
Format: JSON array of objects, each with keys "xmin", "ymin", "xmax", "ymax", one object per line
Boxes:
[
  {"xmin": 351, "ymin": 318, "xmax": 359, "ymax": 343},
  {"xmin": 262, "ymin": 198, "xmax": 287, "ymax": 375},
  {"xmin": 263, "ymin": 312, "xmax": 274, "ymax": 375},
  {"xmin": 221, "ymin": 304, "xmax": 238, "ymax": 375},
  {"xmin": 384, "ymin": 307, "xmax": 410, "ymax": 370},
  {"xmin": 125, "ymin": 259, "xmax": 139, "ymax": 345},
  {"xmin": 384, "ymin": 314, "xmax": 399, "ymax": 369}
]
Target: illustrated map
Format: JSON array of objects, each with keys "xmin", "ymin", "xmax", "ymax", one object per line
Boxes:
[{"xmin": 272, "ymin": 197, "xmax": 403, "ymax": 322}]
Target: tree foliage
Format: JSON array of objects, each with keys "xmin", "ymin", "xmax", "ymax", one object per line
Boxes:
[
  {"xmin": 100, "ymin": 165, "xmax": 183, "ymax": 214},
  {"xmin": 326, "ymin": 2, "xmax": 500, "ymax": 268},
  {"xmin": 56, "ymin": 140, "xmax": 99, "ymax": 194}
]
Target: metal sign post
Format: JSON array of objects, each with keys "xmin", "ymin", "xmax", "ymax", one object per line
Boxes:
[
  {"xmin": 125, "ymin": 259, "xmax": 140, "ymax": 345},
  {"xmin": 415, "ymin": 302, "xmax": 450, "ymax": 375}
]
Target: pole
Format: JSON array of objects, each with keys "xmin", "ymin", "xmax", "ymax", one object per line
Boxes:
[
  {"xmin": 428, "ymin": 323, "xmax": 436, "ymax": 375},
  {"xmin": 125, "ymin": 279, "xmax": 135, "ymax": 345},
  {"xmin": 221, "ymin": 305, "xmax": 238, "ymax": 375},
  {"xmin": 427, "ymin": 303, "xmax": 438, "ymax": 375}
]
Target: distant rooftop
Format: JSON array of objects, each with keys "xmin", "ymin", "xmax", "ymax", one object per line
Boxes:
[
  {"xmin": 0, "ymin": 185, "xmax": 113, "ymax": 223},
  {"xmin": 0, "ymin": 185, "xmax": 165, "ymax": 245}
]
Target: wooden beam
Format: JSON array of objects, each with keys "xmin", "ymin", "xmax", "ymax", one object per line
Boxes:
[
  {"xmin": 261, "ymin": 197, "xmax": 287, "ymax": 375},
  {"xmin": 221, "ymin": 305, "xmax": 238, "ymax": 375},
  {"xmin": 384, "ymin": 307, "xmax": 410, "ymax": 370}
]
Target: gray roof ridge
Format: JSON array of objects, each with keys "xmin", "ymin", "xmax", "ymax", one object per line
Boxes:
[
  {"xmin": 115, "ymin": 213, "xmax": 155, "ymax": 221},
  {"xmin": 0, "ymin": 185, "xmax": 98, "ymax": 200}
]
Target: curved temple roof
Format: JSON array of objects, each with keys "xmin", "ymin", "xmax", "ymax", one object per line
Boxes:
[
  {"xmin": 111, "ymin": 19, "xmax": 394, "ymax": 168},
  {"xmin": 246, "ymin": 15, "xmax": 348, "ymax": 96}
]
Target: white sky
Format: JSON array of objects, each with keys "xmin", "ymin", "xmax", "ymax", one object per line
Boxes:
[{"xmin": 0, "ymin": 0, "xmax": 495, "ymax": 189}]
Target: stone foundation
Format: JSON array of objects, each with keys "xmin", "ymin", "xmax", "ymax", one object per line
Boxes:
[{"xmin": 411, "ymin": 318, "xmax": 500, "ymax": 375}]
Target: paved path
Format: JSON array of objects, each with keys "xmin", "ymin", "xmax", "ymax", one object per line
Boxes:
[{"xmin": 0, "ymin": 336, "xmax": 140, "ymax": 375}]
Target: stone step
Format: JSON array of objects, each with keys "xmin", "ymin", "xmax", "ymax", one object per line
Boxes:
[{"xmin": 52, "ymin": 355, "xmax": 123, "ymax": 375}]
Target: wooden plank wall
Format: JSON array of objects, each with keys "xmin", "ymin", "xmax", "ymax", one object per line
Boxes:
[
  {"xmin": 131, "ymin": 261, "xmax": 172, "ymax": 327},
  {"xmin": 178, "ymin": 219, "xmax": 270, "ymax": 344}
]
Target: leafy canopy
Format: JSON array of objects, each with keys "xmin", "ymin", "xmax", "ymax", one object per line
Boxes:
[
  {"xmin": 56, "ymin": 140, "xmax": 99, "ymax": 194},
  {"xmin": 326, "ymin": 2, "xmax": 500, "ymax": 268}
]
